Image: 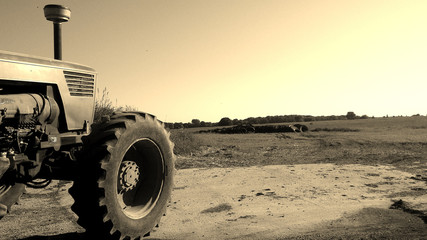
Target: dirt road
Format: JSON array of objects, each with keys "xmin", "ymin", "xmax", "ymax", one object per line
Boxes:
[{"xmin": 1, "ymin": 163, "xmax": 426, "ymax": 240}]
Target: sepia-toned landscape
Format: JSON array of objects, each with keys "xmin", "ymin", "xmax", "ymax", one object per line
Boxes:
[
  {"xmin": 1, "ymin": 1, "xmax": 427, "ymax": 239},
  {"xmin": 1, "ymin": 116, "xmax": 426, "ymax": 239}
]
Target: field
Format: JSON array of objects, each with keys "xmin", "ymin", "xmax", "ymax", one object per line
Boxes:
[
  {"xmin": 0, "ymin": 116, "xmax": 426, "ymax": 239},
  {"xmin": 160, "ymin": 116, "xmax": 426, "ymax": 239},
  {"xmin": 173, "ymin": 116, "xmax": 427, "ymax": 176}
]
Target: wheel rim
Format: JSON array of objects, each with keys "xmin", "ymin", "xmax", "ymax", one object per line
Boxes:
[{"xmin": 117, "ymin": 138, "xmax": 165, "ymax": 219}]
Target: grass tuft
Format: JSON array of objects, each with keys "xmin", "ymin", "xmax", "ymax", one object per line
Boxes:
[{"xmin": 170, "ymin": 130, "xmax": 203, "ymax": 155}]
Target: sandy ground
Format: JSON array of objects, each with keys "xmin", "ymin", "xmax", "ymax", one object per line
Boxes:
[{"xmin": 0, "ymin": 163, "xmax": 426, "ymax": 240}]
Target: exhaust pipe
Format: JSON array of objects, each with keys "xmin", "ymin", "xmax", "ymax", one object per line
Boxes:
[{"xmin": 43, "ymin": 5, "xmax": 71, "ymax": 60}]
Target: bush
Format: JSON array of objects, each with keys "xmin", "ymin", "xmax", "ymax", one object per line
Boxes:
[
  {"xmin": 170, "ymin": 130, "xmax": 202, "ymax": 155},
  {"xmin": 94, "ymin": 88, "xmax": 115, "ymax": 124},
  {"xmin": 94, "ymin": 88, "xmax": 137, "ymax": 124}
]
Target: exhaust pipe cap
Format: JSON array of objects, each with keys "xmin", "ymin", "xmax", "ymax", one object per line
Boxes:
[{"xmin": 43, "ymin": 4, "xmax": 71, "ymax": 23}]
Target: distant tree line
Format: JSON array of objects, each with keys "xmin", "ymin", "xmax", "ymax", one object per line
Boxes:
[{"xmin": 164, "ymin": 112, "xmax": 371, "ymax": 129}]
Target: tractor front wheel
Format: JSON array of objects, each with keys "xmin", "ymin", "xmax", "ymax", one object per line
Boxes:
[{"xmin": 69, "ymin": 112, "xmax": 175, "ymax": 239}]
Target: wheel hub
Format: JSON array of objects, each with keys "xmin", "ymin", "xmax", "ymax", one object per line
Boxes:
[{"xmin": 119, "ymin": 161, "xmax": 140, "ymax": 192}]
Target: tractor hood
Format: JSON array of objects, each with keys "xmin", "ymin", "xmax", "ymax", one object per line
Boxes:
[{"xmin": 0, "ymin": 50, "xmax": 95, "ymax": 72}]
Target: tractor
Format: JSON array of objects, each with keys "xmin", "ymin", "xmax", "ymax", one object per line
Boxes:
[{"xmin": 0, "ymin": 5, "xmax": 175, "ymax": 239}]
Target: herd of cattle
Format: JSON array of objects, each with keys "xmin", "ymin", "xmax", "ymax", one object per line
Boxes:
[{"xmin": 199, "ymin": 124, "xmax": 309, "ymax": 134}]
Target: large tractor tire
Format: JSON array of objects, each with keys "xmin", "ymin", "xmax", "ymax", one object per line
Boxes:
[{"xmin": 69, "ymin": 112, "xmax": 175, "ymax": 239}]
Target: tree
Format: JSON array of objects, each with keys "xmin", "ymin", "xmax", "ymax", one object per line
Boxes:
[
  {"xmin": 346, "ymin": 111, "xmax": 356, "ymax": 120},
  {"xmin": 295, "ymin": 115, "xmax": 304, "ymax": 122},
  {"xmin": 232, "ymin": 118, "xmax": 242, "ymax": 125},
  {"xmin": 191, "ymin": 119, "xmax": 201, "ymax": 127},
  {"xmin": 218, "ymin": 117, "xmax": 232, "ymax": 126}
]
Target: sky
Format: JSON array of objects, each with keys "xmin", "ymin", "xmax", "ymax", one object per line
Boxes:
[{"xmin": 1, "ymin": 0, "xmax": 427, "ymax": 123}]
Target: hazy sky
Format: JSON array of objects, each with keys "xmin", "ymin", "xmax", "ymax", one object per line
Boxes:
[{"xmin": 1, "ymin": 1, "xmax": 426, "ymax": 122}]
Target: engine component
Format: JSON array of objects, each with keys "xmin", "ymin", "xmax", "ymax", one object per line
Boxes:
[{"xmin": 0, "ymin": 94, "xmax": 60, "ymax": 128}]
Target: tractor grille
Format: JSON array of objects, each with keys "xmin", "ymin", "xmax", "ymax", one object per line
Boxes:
[{"xmin": 64, "ymin": 71, "xmax": 95, "ymax": 97}]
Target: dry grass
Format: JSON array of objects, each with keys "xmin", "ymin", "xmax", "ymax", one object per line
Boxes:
[
  {"xmin": 173, "ymin": 117, "xmax": 427, "ymax": 176},
  {"xmin": 170, "ymin": 130, "xmax": 204, "ymax": 155}
]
